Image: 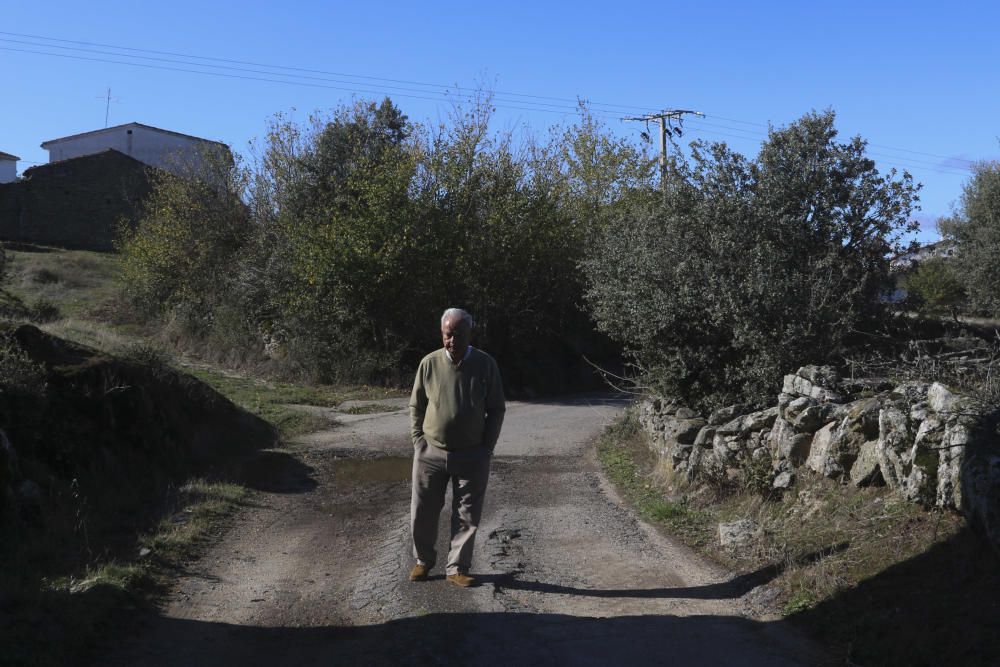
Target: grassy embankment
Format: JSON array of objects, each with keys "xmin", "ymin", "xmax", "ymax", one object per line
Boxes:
[
  {"xmin": 4, "ymin": 244, "xmax": 403, "ymax": 437},
  {"xmin": 598, "ymin": 412, "xmax": 1000, "ymax": 666},
  {"xmin": 1, "ymin": 244, "xmax": 404, "ymax": 665}
]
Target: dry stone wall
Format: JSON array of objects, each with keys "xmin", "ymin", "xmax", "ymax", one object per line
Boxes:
[{"xmin": 638, "ymin": 365, "xmax": 1000, "ymax": 552}]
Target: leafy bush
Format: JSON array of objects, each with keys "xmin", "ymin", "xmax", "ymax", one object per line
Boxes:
[
  {"xmin": 0, "ymin": 339, "xmax": 47, "ymax": 397},
  {"xmin": 901, "ymin": 257, "xmax": 965, "ymax": 317},
  {"xmin": 119, "ymin": 97, "xmax": 645, "ymax": 389},
  {"xmin": 28, "ymin": 298, "xmax": 62, "ymax": 324},
  {"xmin": 583, "ymin": 111, "xmax": 919, "ymax": 411},
  {"xmin": 938, "ymin": 160, "xmax": 1000, "ymax": 316},
  {"xmin": 25, "ymin": 268, "xmax": 60, "ymax": 285},
  {"xmin": 119, "ymin": 341, "xmax": 174, "ymax": 371},
  {"xmin": 117, "ymin": 149, "xmax": 252, "ymax": 333}
]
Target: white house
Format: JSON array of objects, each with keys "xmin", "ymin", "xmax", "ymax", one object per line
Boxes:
[
  {"xmin": 0, "ymin": 151, "xmax": 18, "ymax": 184},
  {"xmin": 890, "ymin": 239, "xmax": 959, "ymax": 271},
  {"xmin": 40, "ymin": 122, "xmax": 230, "ymax": 177}
]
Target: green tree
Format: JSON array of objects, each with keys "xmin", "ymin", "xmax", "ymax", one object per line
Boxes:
[
  {"xmin": 543, "ymin": 105, "xmax": 656, "ymax": 236},
  {"xmin": 408, "ymin": 97, "xmax": 587, "ymax": 386},
  {"xmin": 938, "ymin": 160, "xmax": 1000, "ymax": 316},
  {"xmin": 271, "ymin": 98, "xmax": 424, "ymax": 378},
  {"xmin": 902, "ymin": 257, "xmax": 965, "ymax": 319},
  {"xmin": 583, "ymin": 110, "xmax": 920, "ymax": 410},
  {"xmin": 117, "ymin": 95, "xmax": 648, "ymax": 389},
  {"xmin": 118, "ymin": 150, "xmax": 251, "ymax": 335}
]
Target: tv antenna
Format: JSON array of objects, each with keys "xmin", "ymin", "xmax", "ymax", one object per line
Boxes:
[{"xmin": 96, "ymin": 87, "xmax": 120, "ymax": 127}]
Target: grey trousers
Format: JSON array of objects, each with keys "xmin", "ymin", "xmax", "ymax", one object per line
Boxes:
[{"xmin": 410, "ymin": 440, "xmax": 492, "ymax": 575}]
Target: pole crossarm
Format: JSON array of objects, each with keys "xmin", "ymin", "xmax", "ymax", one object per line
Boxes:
[{"xmin": 623, "ymin": 108, "xmax": 705, "ymax": 191}]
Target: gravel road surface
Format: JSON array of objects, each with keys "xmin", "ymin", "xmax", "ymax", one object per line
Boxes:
[{"xmin": 103, "ymin": 395, "xmax": 827, "ymax": 666}]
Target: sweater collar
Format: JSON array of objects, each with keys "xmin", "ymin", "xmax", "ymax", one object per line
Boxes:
[{"xmin": 444, "ymin": 346, "xmax": 473, "ymax": 364}]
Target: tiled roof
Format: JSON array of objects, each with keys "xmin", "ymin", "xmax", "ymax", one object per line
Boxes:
[{"xmin": 0, "ymin": 151, "xmax": 20, "ymax": 161}]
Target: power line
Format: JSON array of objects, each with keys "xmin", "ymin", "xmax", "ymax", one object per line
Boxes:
[
  {"xmin": 0, "ymin": 31, "xmax": 984, "ymax": 177},
  {"xmin": 700, "ymin": 109, "xmax": 978, "ymax": 166},
  {"xmin": 0, "ymin": 45, "xmax": 595, "ymax": 118},
  {"xmin": 0, "ymin": 36, "xmax": 579, "ymax": 114},
  {"xmin": 0, "ymin": 31, "xmax": 639, "ymax": 116},
  {"xmin": 683, "ymin": 120, "xmax": 972, "ymax": 176}
]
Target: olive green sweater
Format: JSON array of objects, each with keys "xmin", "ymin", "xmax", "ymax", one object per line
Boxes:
[{"xmin": 409, "ymin": 347, "xmax": 505, "ymax": 452}]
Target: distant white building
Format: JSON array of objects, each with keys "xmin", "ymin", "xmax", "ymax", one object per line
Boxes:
[
  {"xmin": 890, "ymin": 239, "xmax": 959, "ymax": 271},
  {"xmin": 0, "ymin": 151, "xmax": 18, "ymax": 184},
  {"xmin": 40, "ymin": 122, "xmax": 230, "ymax": 177}
]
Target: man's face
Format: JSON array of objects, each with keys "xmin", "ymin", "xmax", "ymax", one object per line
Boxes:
[{"xmin": 441, "ymin": 316, "xmax": 471, "ymax": 362}]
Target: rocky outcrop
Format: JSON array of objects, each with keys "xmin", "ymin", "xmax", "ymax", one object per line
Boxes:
[{"xmin": 637, "ymin": 366, "xmax": 1000, "ymax": 553}]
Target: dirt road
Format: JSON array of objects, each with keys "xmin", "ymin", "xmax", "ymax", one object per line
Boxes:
[{"xmin": 105, "ymin": 395, "xmax": 826, "ymax": 666}]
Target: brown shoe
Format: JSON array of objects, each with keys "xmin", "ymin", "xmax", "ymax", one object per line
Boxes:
[
  {"xmin": 409, "ymin": 563, "xmax": 431, "ymax": 581},
  {"xmin": 446, "ymin": 572, "xmax": 476, "ymax": 588}
]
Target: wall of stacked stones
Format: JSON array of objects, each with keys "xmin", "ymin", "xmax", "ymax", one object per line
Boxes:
[
  {"xmin": 637, "ymin": 365, "xmax": 1000, "ymax": 552},
  {"xmin": 0, "ymin": 150, "xmax": 153, "ymax": 251}
]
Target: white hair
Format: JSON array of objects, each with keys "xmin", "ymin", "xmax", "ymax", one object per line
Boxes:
[{"xmin": 441, "ymin": 307, "xmax": 474, "ymax": 329}]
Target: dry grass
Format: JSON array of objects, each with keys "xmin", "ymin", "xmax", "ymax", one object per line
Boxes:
[
  {"xmin": 5, "ymin": 245, "xmax": 122, "ymax": 321},
  {"xmin": 598, "ymin": 411, "xmax": 996, "ymax": 666},
  {"xmin": 0, "ymin": 245, "xmax": 406, "ymax": 665},
  {"xmin": 5, "ymin": 245, "xmax": 407, "ymax": 439},
  {"xmin": 1, "ymin": 478, "xmax": 249, "ymax": 666}
]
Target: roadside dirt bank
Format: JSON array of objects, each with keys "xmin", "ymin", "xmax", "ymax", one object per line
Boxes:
[{"xmin": 101, "ymin": 395, "xmax": 828, "ymax": 666}]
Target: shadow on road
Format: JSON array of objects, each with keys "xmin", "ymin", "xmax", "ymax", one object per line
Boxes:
[
  {"xmin": 107, "ymin": 610, "xmax": 825, "ymax": 667},
  {"xmin": 481, "ymin": 543, "xmax": 849, "ymax": 601}
]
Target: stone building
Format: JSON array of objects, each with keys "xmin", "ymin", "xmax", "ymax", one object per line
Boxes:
[
  {"xmin": 0, "ymin": 123, "xmax": 231, "ymax": 251},
  {"xmin": 40, "ymin": 122, "xmax": 229, "ymax": 178},
  {"xmin": 0, "ymin": 150, "xmax": 156, "ymax": 251}
]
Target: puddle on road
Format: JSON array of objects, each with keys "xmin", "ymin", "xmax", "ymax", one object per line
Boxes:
[{"xmin": 331, "ymin": 456, "xmax": 412, "ymax": 483}]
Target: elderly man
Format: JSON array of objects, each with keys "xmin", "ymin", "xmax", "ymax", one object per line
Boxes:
[{"xmin": 408, "ymin": 308, "xmax": 505, "ymax": 587}]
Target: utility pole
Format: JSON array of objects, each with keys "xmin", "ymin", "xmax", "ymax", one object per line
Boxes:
[{"xmin": 624, "ymin": 109, "xmax": 704, "ymax": 190}]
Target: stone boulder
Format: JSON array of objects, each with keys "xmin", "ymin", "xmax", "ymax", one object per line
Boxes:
[
  {"xmin": 893, "ymin": 381, "xmax": 931, "ymax": 404},
  {"xmin": 792, "ymin": 404, "xmax": 833, "ymax": 433},
  {"xmin": 741, "ymin": 407, "xmax": 779, "ymax": 434},
  {"xmin": 805, "ymin": 397, "xmax": 880, "ymax": 479},
  {"xmin": 928, "ymin": 382, "xmax": 972, "ymax": 416},
  {"xmin": 936, "ymin": 418, "xmax": 974, "ymax": 509},
  {"xmin": 671, "ymin": 418, "xmax": 708, "ymax": 445},
  {"xmin": 772, "ymin": 470, "xmax": 795, "ymax": 490},
  {"xmin": 781, "ymin": 396, "xmax": 813, "ymax": 422},
  {"xmin": 715, "ymin": 414, "xmax": 745, "ymax": 437},
  {"xmin": 849, "ymin": 440, "xmax": 882, "ymax": 487},
  {"xmin": 719, "ymin": 519, "xmax": 758, "ymax": 547},
  {"xmin": 876, "ymin": 403, "xmax": 913, "ymax": 491},
  {"xmin": 961, "ymin": 449, "xmax": 1000, "ymax": 557},
  {"xmin": 904, "ymin": 447, "xmax": 939, "ymax": 506},
  {"xmin": 693, "ymin": 426, "xmax": 716, "ymax": 448},
  {"xmin": 798, "ymin": 365, "xmax": 841, "ymax": 387},
  {"xmin": 768, "ymin": 417, "xmax": 814, "ymax": 466},
  {"xmin": 805, "ymin": 422, "xmax": 838, "ymax": 477},
  {"xmin": 876, "ymin": 402, "xmax": 938, "ymax": 505},
  {"xmin": 674, "ymin": 406, "xmax": 699, "ymax": 420},
  {"xmin": 713, "ymin": 433, "xmax": 744, "ymax": 465},
  {"xmin": 707, "ymin": 404, "xmax": 753, "ymax": 426},
  {"xmin": 782, "ymin": 365, "xmax": 846, "ymax": 403}
]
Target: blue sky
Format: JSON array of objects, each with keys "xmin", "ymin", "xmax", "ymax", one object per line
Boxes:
[{"xmin": 3, "ymin": 1, "xmax": 998, "ymax": 242}]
